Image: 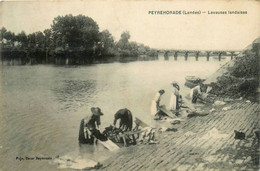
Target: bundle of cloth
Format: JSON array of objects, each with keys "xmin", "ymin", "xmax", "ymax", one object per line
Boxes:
[
  {"xmin": 139, "ymin": 127, "xmax": 158, "ymax": 144},
  {"xmin": 103, "ymin": 125, "xmax": 136, "ymax": 145},
  {"xmin": 102, "ymin": 125, "xmax": 124, "ymax": 138}
]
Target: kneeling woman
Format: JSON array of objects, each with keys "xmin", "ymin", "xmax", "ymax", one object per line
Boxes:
[{"xmin": 190, "ymin": 84, "xmax": 207, "ymax": 103}]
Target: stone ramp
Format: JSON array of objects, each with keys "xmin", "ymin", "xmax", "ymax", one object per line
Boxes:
[{"xmin": 100, "ymin": 101, "xmax": 259, "ymax": 171}]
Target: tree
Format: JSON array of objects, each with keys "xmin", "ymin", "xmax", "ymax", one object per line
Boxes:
[
  {"xmin": 27, "ymin": 33, "xmax": 36, "ymax": 49},
  {"xmin": 43, "ymin": 29, "xmax": 52, "ymax": 49},
  {"xmin": 16, "ymin": 31, "xmax": 28, "ymax": 49},
  {"xmin": 43, "ymin": 29, "xmax": 53, "ymax": 63},
  {"xmin": 0, "ymin": 27, "xmax": 7, "ymax": 41},
  {"xmin": 146, "ymin": 49, "xmax": 158, "ymax": 57},
  {"xmin": 51, "ymin": 14, "xmax": 100, "ymax": 63},
  {"xmin": 137, "ymin": 43, "xmax": 150, "ymax": 55},
  {"xmin": 98, "ymin": 29, "xmax": 116, "ymax": 58},
  {"xmin": 129, "ymin": 41, "xmax": 138, "ymax": 56},
  {"xmin": 35, "ymin": 31, "xmax": 45, "ymax": 49},
  {"xmin": 1, "ymin": 29, "xmax": 15, "ymax": 47},
  {"xmin": 26, "ymin": 32, "xmax": 46, "ymax": 63},
  {"xmin": 117, "ymin": 31, "xmax": 130, "ymax": 50},
  {"xmin": 51, "ymin": 15, "xmax": 99, "ymax": 49}
]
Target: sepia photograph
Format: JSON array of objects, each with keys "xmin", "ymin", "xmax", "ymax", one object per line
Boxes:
[{"xmin": 0, "ymin": 0, "xmax": 259, "ymax": 170}]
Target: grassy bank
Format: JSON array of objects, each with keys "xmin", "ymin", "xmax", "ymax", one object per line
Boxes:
[{"xmin": 205, "ymin": 38, "xmax": 259, "ymax": 101}]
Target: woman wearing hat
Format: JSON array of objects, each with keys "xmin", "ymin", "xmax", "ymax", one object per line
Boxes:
[
  {"xmin": 78, "ymin": 107, "xmax": 107, "ymax": 144},
  {"xmin": 169, "ymin": 81, "xmax": 180, "ymax": 111},
  {"xmin": 86, "ymin": 107, "xmax": 103, "ymax": 130}
]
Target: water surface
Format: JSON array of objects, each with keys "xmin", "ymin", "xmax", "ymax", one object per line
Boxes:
[{"xmin": 0, "ymin": 56, "xmax": 230, "ymax": 170}]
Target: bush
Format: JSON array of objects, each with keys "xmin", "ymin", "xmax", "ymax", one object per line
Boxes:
[{"xmin": 209, "ymin": 41, "xmax": 259, "ymax": 98}]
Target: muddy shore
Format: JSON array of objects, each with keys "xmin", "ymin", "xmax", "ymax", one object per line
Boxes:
[{"xmin": 98, "ymin": 99, "xmax": 259, "ymax": 171}]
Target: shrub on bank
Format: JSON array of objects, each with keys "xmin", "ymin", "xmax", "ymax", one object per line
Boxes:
[{"xmin": 209, "ymin": 38, "xmax": 259, "ymax": 99}]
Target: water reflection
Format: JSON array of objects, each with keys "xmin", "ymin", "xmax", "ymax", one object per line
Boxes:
[
  {"xmin": 78, "ymin": 143, "xmax": 111, "ymax": 161},
  {"xmin": 52, "ymin": 80, "xmax": 97, "ymax": 112}
]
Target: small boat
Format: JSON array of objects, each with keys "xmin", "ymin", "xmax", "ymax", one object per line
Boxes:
[{"xmin": 184, "ymin": 76, "xmax": 205, "ymax": 88}]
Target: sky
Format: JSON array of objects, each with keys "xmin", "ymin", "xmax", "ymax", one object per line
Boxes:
[{"xmin": 0, "ymin": 0, "xmax": 260, "ymax": 51}]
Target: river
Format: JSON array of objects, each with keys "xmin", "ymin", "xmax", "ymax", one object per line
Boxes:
[{"xmin": 0, "ymin": 56, "xmax": 230, "ymax": 171}]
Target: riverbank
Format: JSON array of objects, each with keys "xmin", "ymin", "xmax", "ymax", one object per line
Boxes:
[
  {"xmin": 0, "ymin": 53, "xmax": 159, "ymax": 66},
  {"xmin": 99, "ymin": 99, "xmax": 259, "ymax": 171},
  {"xmin": 0, "ymin": 52, "xmax": 142, "ymax": 65},
  {"xmin": 97, "ymin": 37, "xmax": 259, "ymax": 170}
]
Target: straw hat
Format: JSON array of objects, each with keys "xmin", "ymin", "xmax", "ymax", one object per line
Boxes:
[
  {"xmin": 171, "ymin": 81, "xmax": 178, "ymax": 85},
  {"xmin": 92, "ymin": 107, "xmax": 104, "ymax": 116}
]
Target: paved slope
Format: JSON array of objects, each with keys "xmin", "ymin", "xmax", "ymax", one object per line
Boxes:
[{"xmin": 99, "ymin": 100, "xmax": 259, "ymax": 171}]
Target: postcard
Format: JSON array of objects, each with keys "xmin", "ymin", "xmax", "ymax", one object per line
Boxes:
[{"xmin": 0, "ymin": 0, "xmax": 259, "ymax": 170}]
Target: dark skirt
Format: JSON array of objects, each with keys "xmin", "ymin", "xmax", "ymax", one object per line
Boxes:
[{"xmin": 78, "ymin": 119, "xmax": 107, "ymax": 144}]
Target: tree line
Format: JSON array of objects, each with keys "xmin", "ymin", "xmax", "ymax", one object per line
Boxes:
[{"xmin": 0, "ymin": 14, "xmax": 158, "ymax": 65}]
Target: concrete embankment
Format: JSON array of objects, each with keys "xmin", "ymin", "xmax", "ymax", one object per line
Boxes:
[
  {"xmin": 99, "ymin": 100, "xmax": 259, "ymax": 171},
  {"xmin": 98, "ymin": 38, "xmax": 259, "ymax": 170}
]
